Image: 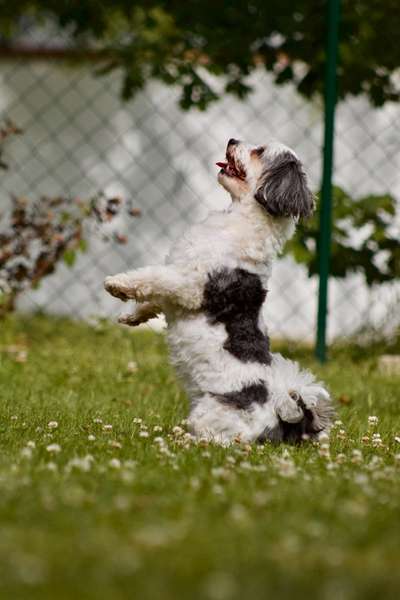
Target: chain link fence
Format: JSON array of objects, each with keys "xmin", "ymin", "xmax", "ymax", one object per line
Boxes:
[{"xmin": 1, "ymin": 27, "xmax": 399, "ymax": 342}]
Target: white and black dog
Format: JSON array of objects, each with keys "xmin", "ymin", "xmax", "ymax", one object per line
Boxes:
[{"xmin": 104, "ymin": 138, "xmax": 334, "ymax": 445}]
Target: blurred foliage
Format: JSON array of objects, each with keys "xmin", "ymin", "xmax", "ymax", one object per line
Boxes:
[
  {"xmin": 287, "ymin": 186, "xmax": 400, "ymax": 285},
  {"xmin": 0, "ymin": 1, "xmax": 399, "ymax": 109},
  {"xmin": 0, "ymin": 122, "xmax": 140, "ymax": 315}
]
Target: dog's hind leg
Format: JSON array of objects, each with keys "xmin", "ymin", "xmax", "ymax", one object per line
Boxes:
[
  {"xmin": 264, "ymin": 353, "xmax": 334, "ymax": 443},
  {"xmin": 118, "ymin": 302, "xmax": 161, "ymax": 327}
]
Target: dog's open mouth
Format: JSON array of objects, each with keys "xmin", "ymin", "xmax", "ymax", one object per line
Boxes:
[{"xmin": 216, "ymin": 157, "xmax": 246, "ymax": 180}]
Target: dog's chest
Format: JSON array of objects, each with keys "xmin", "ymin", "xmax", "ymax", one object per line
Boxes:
[{"xmin": 166, "ymin": 212, "xmax": 272, "ymax": 272}]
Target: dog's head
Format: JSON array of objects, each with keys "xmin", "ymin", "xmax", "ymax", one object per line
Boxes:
[{"xmin": 217, "ymin": 138, "xmax": 314, "ymax": 219}]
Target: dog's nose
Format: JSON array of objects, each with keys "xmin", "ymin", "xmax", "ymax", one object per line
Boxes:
[{"xmin": 228, "ymin": 138, "xmax": 239, "ymax": 146}]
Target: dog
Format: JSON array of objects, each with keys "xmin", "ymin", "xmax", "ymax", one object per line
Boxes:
[{"xmin": 104, "ymin": 138, "xmax": 334, "ymax": 445}]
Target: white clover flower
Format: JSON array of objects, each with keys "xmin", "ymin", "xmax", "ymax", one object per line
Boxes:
[
  {"xmin": 351, "ymin": 449, "xmax": 363, "ymax": 463},
  {"xmin": 354, "ymin": 473, "xmax": 369, "ymax": 485},
  {"xmin": 20, "ymin": 447, "xmax": 33, "ymax": 459},
  {"xmin": 190, "ymin": 477, "xmax": 200, "ymax": 490},
  {"xmin": 46, "ymin": 462, "xmax": 57, "ymax": 472},
  {"xmin": 367, "ymin": 456, "xmax": 382, "ymax": 470},
  {"xmin": 139, "ymin": 431, "xmax": 149, "ymax": 438},
  {"xmin": 103, "ymin": 424, "xmax": 113, "ymax": 431},
  {"xmin": 67, "ymin": 455, "xmax": 93, "ymax": 473},
  {"xmin": 88, "ymin": 434, "xmax": 96, "ymax": 441},
  {"xmin": 230, "ymin": 504, "xmax": 248, "ymax": 522},
  {"xmin": 319, "ymin": 445, "xmax": 331, "ymax": 459},
  {"xmin": 133, "ymin": 417, "xmax": 142, "ymax": 424},
  {"xmin": 172, "ymin": 426, "xmax": 184, "ymax": 436},
  {"xmin": 11, "ymin": 415, "xmax": 18, "ymax": 421},
  {"xmin": 368, "ymin": 415, "xmax": 379, "ymax": 426},
  {"xmin": 372, "ymin": 436, "xmax": 383, "ymax": 448},
  {"xmin": 109, "ymin": 458, "xmax": 121, "ymax": 469},
  {"xmin": 333, "ymin": 419, "xmax": 343, "ymax": 427},
  {"xmin": 326, "ymin": 462, "xmax": 337, "ymax": 471},
  {"xmin": 239, "ymin": 461, "xmax": 252, "ymax": 470},
  {"xmin": 47, "ymin": 421, "xmax": 58, "ymax": 429},
  {"xmin": 109, "ymin": 440, "xmax": 122, "ymax": 448},
  {"xmin": 126, "ymin": 361, "xmax": 138, "ymax": 373},
  {"xmin": 394, "ymin": 436, "xmax": 400, "ymax": 444},
  {"xmin": 153, "ymin": 436, "xmax": 164, "ymax": 444},
  {"xmin": 212, "ymin": 484, "xmax": 224, "ymax": 495},
  {"xmin": 159, "ymin": 446, "xmax": 174, "ymax": 457},
  {"xmin": 211, "ymin": 467, "xmax": 230, "ymax": 480},
  {"xmin": 27, "ymin": 441, "xmax": 36, "ymax": 449},
  {"xmin": 46, "ymin": 443, "xmax": 61, "ymax": 454},
  {"xmin": 93, "ymin": 418, "xmax": 103, "ymax": 424},
  {"xmin": 276, "ymin": 457, "xmax": 297, "ymax": 478},
  {"xmin": 198, "ymin": 438, "xmax": 209, "ymax": 447},
  {"xmin": 335, "ymin": 453, "xmax": 346, "ymax": 464},
  {"xmin": 153, "ymin": 425, "xmax": 163, "ymax": 432},
  {"xmin": 120, "ymin": 470, "xmax": 135, "ymax": 484}
]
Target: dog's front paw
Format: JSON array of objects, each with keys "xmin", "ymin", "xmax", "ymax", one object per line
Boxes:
[{"xmin": 104, "ymin": 274, "xmax": 131, "ymax": 301}]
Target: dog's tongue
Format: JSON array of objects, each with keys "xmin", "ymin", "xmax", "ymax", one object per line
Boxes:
[{"xmin": 216, "ymin": 161, "xmax": 228, "ymax": 169}]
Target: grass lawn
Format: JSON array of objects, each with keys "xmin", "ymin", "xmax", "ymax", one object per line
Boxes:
[{"xmin": 0, "ymin": 314, "xmax": 400, "ymax": 600}]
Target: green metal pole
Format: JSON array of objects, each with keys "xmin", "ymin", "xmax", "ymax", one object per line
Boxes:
[{"xmin": 315, "ymin": 0, "xmax": 341, "ymax": 362}]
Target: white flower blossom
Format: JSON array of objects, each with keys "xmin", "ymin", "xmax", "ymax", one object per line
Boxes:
[
  {"xmin": 20, "ymin": 447, "xmax": 33, "ymax": 459},
  {"xmin": 126, "ymin": 361, "xmax": 138, "ymax": 373},
  {"xmin": 46, "ymin": 443, "xmax": 61, "ymax": 454},
  {"xmin": 66, "ymin": 455, "xmax": 93, "ymax": 473}
]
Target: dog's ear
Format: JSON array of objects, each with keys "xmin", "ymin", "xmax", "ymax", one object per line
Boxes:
[{"xmin": 254, "ymin": 152, "xmax": 315, "ymax": 219}]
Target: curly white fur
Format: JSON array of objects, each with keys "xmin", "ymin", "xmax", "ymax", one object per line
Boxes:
[{"xmin": 105, "ymin": 138, "xmax": 333, "ymax": 444}]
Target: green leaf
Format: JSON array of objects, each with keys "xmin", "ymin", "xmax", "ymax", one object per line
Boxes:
[
  {"xmin": 63, "ymin": 249, "xmax": 77, "ymax": 267},
  {"xmin": 78, "ymin": 239, "xmax": 88, "ymax": 253}
]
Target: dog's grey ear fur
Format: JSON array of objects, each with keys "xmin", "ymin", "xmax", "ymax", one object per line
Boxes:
[{"xmin": 254, "ymin": 152, "xmax": 315, "ymax": 218}]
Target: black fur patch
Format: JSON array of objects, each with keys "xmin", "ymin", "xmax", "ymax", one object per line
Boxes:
[
  {"xmin": 202, "ymin": 268, "xmax": 271, "ymax": 365},
  {"xmin": 213, "ymin": 381, "xmax": 268, "ymax": 410}
]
